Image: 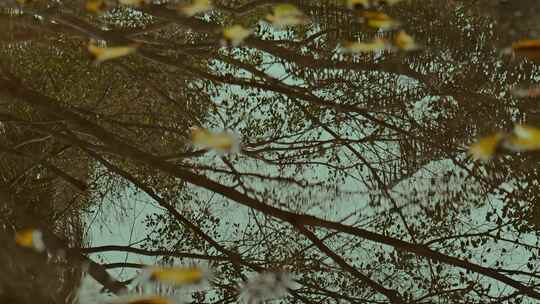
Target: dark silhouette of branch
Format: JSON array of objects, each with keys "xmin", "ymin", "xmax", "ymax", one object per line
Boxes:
[
  {"xmin": 296, "ymin": 225, "xmax": 405, "ymax": 304},
  {"xmin": 79, "ymin": 245, "xmax": 228, "ymax": 261},
  {"xmin": 42, "ymin": 231, "xmax": 128, "ymax": 294},
  {"xmin": 103, "ymin": 262, "xmax": 147, "ymax": 269},
  {"xmin": 0, "ymin": 143, "xmax": 87, "ymax": 192}
]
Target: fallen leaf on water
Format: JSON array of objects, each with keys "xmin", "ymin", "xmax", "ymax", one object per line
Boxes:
[
  {"xmin": 468, "ymin": 133, "xmax": 504, "ymax": 161},
  {"xmin": 239, "ymin": 271, "xmax": 294, "ymax": 304},
  {"xmin": 177, "ymin": 0, "xmax": 213, "ymax": 17},
  {"xmin": 144, "ymin": 266, "xmax": 211, "ymax": 287},
  {"xmin": 85, "ymin": 0, "xmax": 107, "ymax": 14},
  {"xmin": 359, "ymin": 11, "xmax": 400, "ymax": 30},
  {"xmin": 508, "ymin": 39, "xmax": 540, "ymax": 61},
  {"xmin": 265, "ymin": 4, "xmax": 310, "ymax": 28},
  {"xmin": 191, "ymin": 127, "xmax": 239, "ymax": 152},
  {"xmin": 222, "ymin": 25, "xmax": 252, "ymax": 47},
  {"xmin": 87, "ymin": 41, "xmax": 139, "ymax": 64},
  {"xmin": 504, "ymin": 125, "xmax": 540, "ymax": 152},
  {"xmin": 395, "ymin": 31, "xmax": 421, "ymax": 51},
  {"xmin": 118, "ymin": 0, "xmax": 149, "ymax": 7},
  {"xmin": 15, "ymin": 228, "xmax": 45, "ymax": 252}
]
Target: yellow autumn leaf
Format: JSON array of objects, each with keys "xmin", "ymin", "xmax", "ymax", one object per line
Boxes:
[
  {"xmin": 139, "ymin": 266, "xmax": 212, "ymax": 289},
  {"xmin": 395, "ymin": 31, "xmax": 420, "ymax": 51},
  {"xmin": 152, "ymin": 267, "xmax": 204, "ymax": 285},
  {"xmin": 360, "ymin": 11, "xmax": 400, "ymax": 30},
  {"xmin": 15, "ymin": 228, "xmax": 46, "ymax": 252},
  {"xmin": 177, "ymin": 0, "xmax": 213, "ymax": 17},
  {"xmin": 505, "ymin": 125, "xmax": 540, "ymax": 152},
  {"xmin": 118, "ymin": 0, "xmax": 149, "ymax": 7},
  {"xmin": 468, "ymin": 133, "xmax": 503, "ymax": 161},
  {"xmin": 190, "ymin": 127, "xmax": 238, "ymax": 152},
  {"xmin": 87, "ymin": 41, "xmax": 139, "ymax": 64},
  {"xmin": 85, "ymin": 0, "xmax": 107, "ymax": 14},
  {"xmin": 266, "ymin": 4, "xmax": 310, "ymax": 28},
  {"xmin": 510, "ymin": 39, "xmax": 540, "ymax": 61},
  {"xmin": 222, "ymin": 25, "xmax": 252, "ymax": 47}
]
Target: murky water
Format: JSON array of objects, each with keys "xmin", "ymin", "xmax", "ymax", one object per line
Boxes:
[{"xmin": 2, "ymin": 1, "xmax": 540, "ymax": 303}]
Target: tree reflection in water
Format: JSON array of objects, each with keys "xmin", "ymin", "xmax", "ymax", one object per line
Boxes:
[{"xmin": 1, "ymin": 0, "xmax": 540, "ymax": 303}]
